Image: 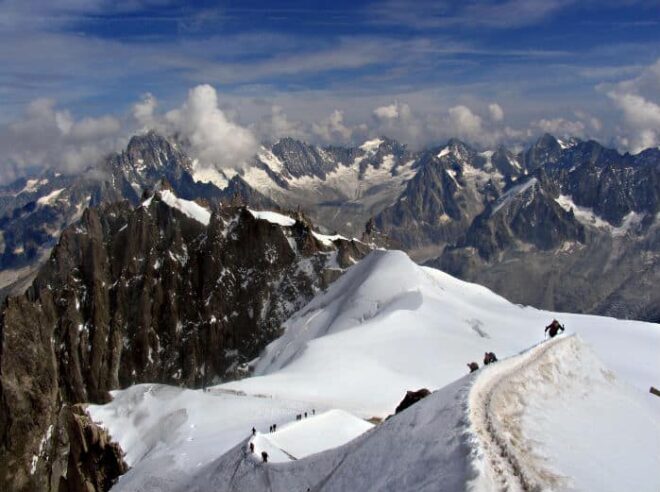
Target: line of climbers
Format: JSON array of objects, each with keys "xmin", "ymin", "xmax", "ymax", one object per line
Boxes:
[
  {"xmin": 248, "ymin": 408, "xmax": 318, "ymax": 463},
  {"xmin": 466, "ymin": 319, "xmax": 565, "ymax": 373}
]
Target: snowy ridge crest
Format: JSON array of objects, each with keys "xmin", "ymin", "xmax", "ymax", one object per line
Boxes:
[{"xmin": 467, "ymin": 335, "xmax": 659, "ymax": 492}]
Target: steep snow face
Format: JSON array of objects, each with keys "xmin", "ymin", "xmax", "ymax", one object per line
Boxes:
[
  {"xmin": 223, "ymin": 250, "xmax": 659, "ymax": 417},
  {"xmin": 159, "ymin": 190, "xmax": 211, "ymax": 225},
  {"xmin": 467, "ymin": 335, "xmax": 660, "ymax": 492}
]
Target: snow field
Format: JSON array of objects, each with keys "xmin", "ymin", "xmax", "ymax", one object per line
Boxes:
[
  {"xmin": 248, "ymin": 409, "xmax": 373, "ymax": 463},
  {"xmin": 90, "ymin": 250, "xmax": 660, "ymax": 490}
]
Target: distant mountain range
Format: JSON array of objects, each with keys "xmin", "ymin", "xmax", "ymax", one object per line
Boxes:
[{"xmin": 1, "ymin": 131, "xmax": 658, "ymax": 320}]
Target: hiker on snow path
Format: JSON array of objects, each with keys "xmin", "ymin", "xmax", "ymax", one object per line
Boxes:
[
  {"xmin": 483, "ymin": 352, "xmax": 497, "ymax": 365},
  {"xmin": 545, "ymin": 319, "xmax": 565, "ymax": 338},
  {"xmin": 467, "ymin": 362, "xmax": 479, "ymax": 373}
]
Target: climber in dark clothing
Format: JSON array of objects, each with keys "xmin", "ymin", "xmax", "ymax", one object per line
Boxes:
[
  {"xmin": 483, "ymin": 352, "xmax": 497, "ymax": 365},
  {"xmin": 545, "ymin": 319, "xmax": 565, "ymax": 338},
  {"xmin": 467, "ymin": 362, "xmax": 479, "ymax": 373},
  {"xmin": 261, "ymin": 451, "xmax": 268, "ymax": 463},
  {"xmin": 251, "ymin": 427, "xmax": 256, "ymax": 437},
  {"xmin": 249, "ymin": 442, "xmax": 254, "ymax": 453}
]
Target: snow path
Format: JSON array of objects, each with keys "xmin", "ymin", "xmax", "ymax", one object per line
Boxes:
[
  {"xmin": 468, "ymin": 336, "xmax": 567, "ymax": 492},
  {"xmin": 467, "ymin": 334, "xmax": 660, "ymax": 492}
]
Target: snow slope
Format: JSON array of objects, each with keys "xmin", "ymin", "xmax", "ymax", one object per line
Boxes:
[
  {"xmin": 223, "ymin": 250, "xmax": 658, "ymax": 417},
  {"xmin": 180, "ymin": 335, "xmax": 659, "ymax": 492},
  {"xmin": 159, "ymin": 189, "xmax": 211, "ymax": 225},
  {"xmin": 250, "ymin": 409, "xmax": 373, "ymax": 463},
  {"xmin": 467, "ymin": 335, "xmax": 660, "ymax": 492},
  {"xmin": 89, "ymin": 250, "xmax": 660, "ymax": 490}
]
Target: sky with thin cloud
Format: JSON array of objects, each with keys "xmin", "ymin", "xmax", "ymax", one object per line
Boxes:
[{"xmin": 0, "ymin": 0, "xmax": 659, "ymax": 181}]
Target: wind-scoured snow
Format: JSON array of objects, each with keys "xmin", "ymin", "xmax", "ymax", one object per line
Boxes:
[
  {"xmin": 248, "ymin": 209, "xmax": 296, "ymax": 227},
  {"xmin": 90, "ymin": 250, "xmax": 659, "ymax": 491},
  {"xmin": 159, "ymin": 190, "xmax": 211, "ymax": 225}
]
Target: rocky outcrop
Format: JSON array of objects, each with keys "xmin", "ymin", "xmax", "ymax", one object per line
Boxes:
[
  {"xmin": 394, "ymin": 389, "xmax": 431, "ymax": 414},
  {"xmin": 57, "ymin": 405, "xmax": 127, "ymax": 492},
  {"xmin": 0, "ymin": 192, "xmax": 369, "ymax": 490}
]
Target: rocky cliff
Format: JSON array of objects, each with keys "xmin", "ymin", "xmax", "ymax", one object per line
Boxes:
[{"xmin": 0, "ymin": 190, "xmax": 369, "ymax": 491}]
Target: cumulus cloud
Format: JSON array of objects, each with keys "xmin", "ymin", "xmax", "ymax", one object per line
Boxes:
[
  {"xmin": 132, "ymin": 92, "xmax": 158, "ymax": 131},
  {"xmin": 488, "ymin": 103, "xmax": 504, "ymax": 122},
  {"xmin": 164, "ymin": 84, "xmax": 259, "ymax": 168},
  {"xmin": 312, "ymin": 110, "xmax": 353, "ymax": 143},
  {"xmin": 0, "ymin": 97, "xmax": 123, "ymax": 183},
  {"xmin": 373, "ymin": 103, "xmax": 400, "ymax": 120},
  {"xmin": 448, "ymin": 105, "xmax": 484, "ymax": 140},
  {"xmin": 603, "ymin": 58, "xmax": 660, "ymax": 153},
  {"xmin": 252, "ymin": 105, "xmax": 309, "ymax": 143},
  {"xmin": 533, "ymin": 117, "xmax": 586, "ymax": 138}
]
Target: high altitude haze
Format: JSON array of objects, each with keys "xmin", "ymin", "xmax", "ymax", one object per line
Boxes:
[{"xmin": 0, "ymin": 0, "xmax": 659, "ymax": 183}]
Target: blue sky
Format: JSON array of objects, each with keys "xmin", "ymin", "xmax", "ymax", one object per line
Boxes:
[{"xmin": 0, "ymin": 0, "xmax": 659, "ymax": 180}]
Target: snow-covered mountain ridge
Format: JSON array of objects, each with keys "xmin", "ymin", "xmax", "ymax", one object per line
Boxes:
[{"xmin": 88, "ymin": 250, "xmax": 659, "ymax": 491}]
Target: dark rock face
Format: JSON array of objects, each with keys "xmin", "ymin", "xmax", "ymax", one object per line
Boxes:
[
  {"xmin": 432, "ymin": 137, "xmax": 660, "ymax": 320},
  {"xmin": 57, "ymin": 405, "xmax": 128, "ymax": 492},
  {"xmin": 448, "ymin": 176, "xmax": 585, "ymax": 261},
  {"xmin": 0, "ymin": 194, "xmax": 369, "ymax": 490},
  {"xmin": 394, "ymin": 389, "xmax": 431, "ymax": 414},
  {"xmin": 0, "ymin": 132, "xmax": 276, "ymax": 298},
  {"xmin": 372, "ymin": 141, "xmax": 512, "ymax": 257}
]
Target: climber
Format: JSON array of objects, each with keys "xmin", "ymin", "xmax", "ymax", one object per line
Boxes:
[
  {"xmin": 483, "ymin": 352, "xmax": 497, "ymax": 365},
  {"xmin": 249, "ymin": 442, "xmax": 254, "ymax": 453},
  {"xmin": 467, "ymin": 362, "xmax": 479, "ymax": 373},
  {"xmin": 251, "ymin": 427, "xmax": 256, "ymax": 437},
  {"xmin": 545, "ymin": 319, "xmax": 565, "ymax": 338},
  {"xmin": 273, "ymin": 424, "xmax": 277, "ymax": 432},
  {"xmin": 261, "ymin": 451, "xmax": 268, "ymax": 463}
]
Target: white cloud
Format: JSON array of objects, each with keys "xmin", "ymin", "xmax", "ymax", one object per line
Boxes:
[
  {"xmin": 164, "ymin": 84, "xmax": 259, "ymax": 168},
  {"xmin": 448, "ymin": 105, "xmax": 483, "ymax": 140},
  {"xmin": 0, "ymin": 97, "xmax": 123, "ymax": 182},
  {"xmin": 604, "ymin": 58, "xmax": 660, "ymax": 153},
  {"xmin": 373, "ymin": 103, "xmax": 400, "ymax": 120},
  {"xmin": 488, "ymin": 103, "xmax": 504, "ymax": 122},
  {"xmin": 312, "ymin": 110, "xmax": 353, "ymax": 143},
  {"xmin": 132, "ymin": 92, "xmax": 158, "ymax": 131},
  {"xmin": 532, "ymin": 117, "xmax": 586, "ymax": 138},
  {"xmin": 252, "ymin": 105, "xmax": 309, "ymax": 143}
]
